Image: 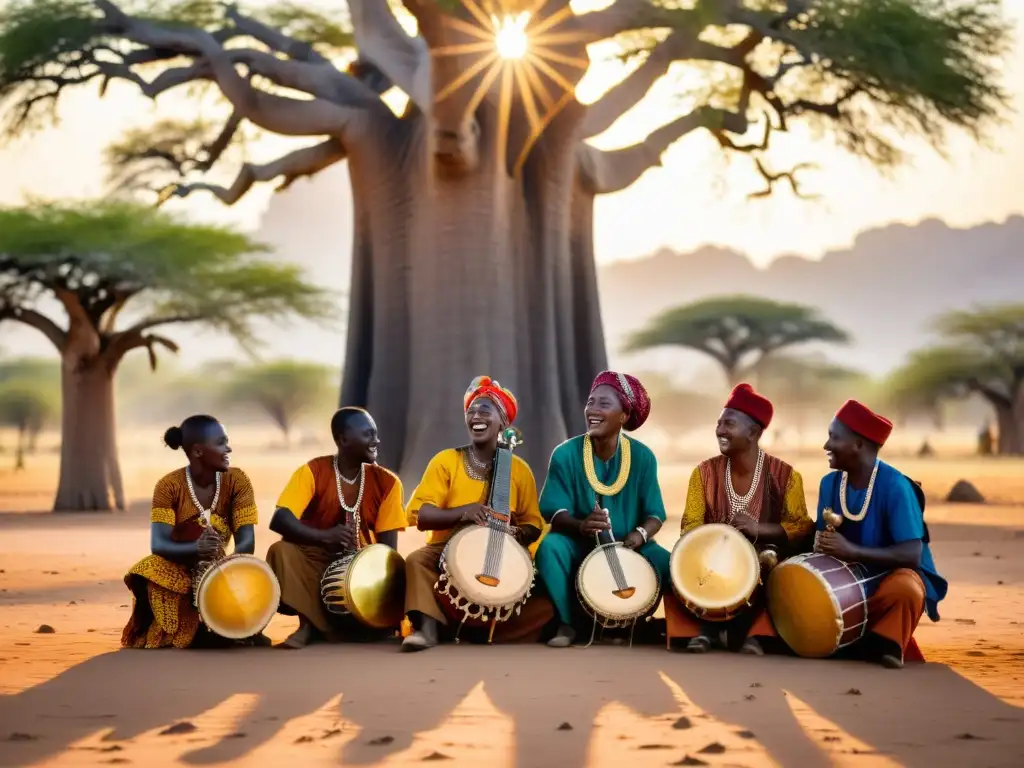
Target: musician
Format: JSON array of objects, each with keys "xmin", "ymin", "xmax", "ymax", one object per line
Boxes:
[
  {"xmin": 266, "ymin": 407, "xmax": 407, "ymax": 649},
  {"xmin": 815, "ymin": 400, "xmax": 947, "ymax": 668},
  {"xmin": 536, "ymin": 371, "xmax": 672, "ymax": 648},
  {"xmin": 122, "ymin": 415, "xmax": 264, "ymax": 649},
  {"xmin": 664, "ymin": 383, "xmax": 813, "ymax": 655},
  {"xmin": 402, "ymin": 376, "xmax": 553, "ymax": 651}
]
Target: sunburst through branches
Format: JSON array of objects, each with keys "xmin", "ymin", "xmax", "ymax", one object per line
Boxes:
[{"xmin": 432, "ymin": 0, "xmax": 592, "ymax": 171}]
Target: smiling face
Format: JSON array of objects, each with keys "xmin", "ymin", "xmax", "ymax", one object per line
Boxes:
[
  {"xmin": 715, "ymin": 408, "xmax": 760, "ymax": 457},
  {"xmin": 465, "ymin": 397, "xmax": 503, "ymax": 447},
  {"xmin": 585, "ymin": 384, "xmax": 627, "ymax": 440},
  {"xmin": 338, "ymin": 410, "xmax": 380, "ymax": 465},
  {"xmin": 189, "ymin": 422, "xmax": 231, "ymax": 472},
  {"xmin": 823, "ymin": 418, "xmax": 863, "ymax": 471}
]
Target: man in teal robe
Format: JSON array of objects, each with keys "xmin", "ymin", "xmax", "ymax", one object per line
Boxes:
[{"xmin": 536, "ymin": 371, "xmax": 671, "ymax": 647}]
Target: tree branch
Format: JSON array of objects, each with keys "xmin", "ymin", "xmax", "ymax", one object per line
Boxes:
[
  {"xmin": 575, "ymin": 0, "xmax": 676, "ymax": 43},
  {"xmin": 578, "ymin": 107, "xmax": 747, "ymax": 194},
  {"xmin": 159, "ymin": 138, "xmax": 347, "ymax": 206},
  {"xmin": 1, "ymin": 307, "xmax": 67, "ymax": 351},
  {"xmin": 348, "ymin": 0, "xmax": 430, "ymax": 111},
  {"xmin": 224, "ymin": 4, "xmax": 327, "ymax": 64}
]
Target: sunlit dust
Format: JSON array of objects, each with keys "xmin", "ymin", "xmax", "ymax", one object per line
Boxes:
[{"xmin": 492, "ymin": 13, "xmax": 530, "ymax": 60}]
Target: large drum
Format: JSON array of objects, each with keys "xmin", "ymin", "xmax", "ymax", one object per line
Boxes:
[
  {"xmin": 320, "ymin": 543, "xmax": 407, "ymax": 629},
  {"xmin": 670, "ymin": 524, "xmax": 760, "ymax": 622},
  {"xmin": 436, "ymin": 524, "xmax": 535, "ymax": 632},
  {"xmin": 194, "ymin": 554, "xmax": 281, "ymax": 640},
  {"xmin": 576, "ymin": 542, "xmax": 660, "ymax": 629},
  {"xmin": 766, "ymin": 552, "xmax": 874, "ymax": 658}
]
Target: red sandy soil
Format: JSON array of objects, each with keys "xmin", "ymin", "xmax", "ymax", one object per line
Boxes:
[{"xmin": 1, "ymin": 455, "xmax": 1022, "ymax": 767}]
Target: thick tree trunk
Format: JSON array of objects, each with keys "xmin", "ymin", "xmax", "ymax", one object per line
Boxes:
[
  {"xmin": 53, "ymin": 356, "xmax": 125, "ymax": 511},
  {"xmin": 339, "ymin": 105, "xmax": 607, "ymax": 486},
  {"xmin": 995, "ymin": 403, "xmax": 1024, "ymax": 455}
]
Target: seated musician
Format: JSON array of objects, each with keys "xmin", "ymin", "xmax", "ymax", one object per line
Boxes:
[
  {"xmin": 266, "ymin": 407, "xmax": 406, "ymax": 649},
  {"xmin": 122, "ymin": 415, "xmax": 264, "ymax": 649},
  {"xmin": 815, "ymin": 400, "xmax": 947, "ymax": 668},
  {"xmin": 401, "ymin": 376, "xmax": 553, "ymax": 652},
  {"xmin": 536, "ymin": 371, "xmax": 672, "ymax": 648},
  {"xmin": 665, "ymin": 383, "xmax": 813, "ymax": 655}
]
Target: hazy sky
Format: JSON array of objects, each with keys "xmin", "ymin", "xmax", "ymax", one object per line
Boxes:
[{"xmin": 1, "ymin": 0, "xmax": 1023, "ymax": 366}]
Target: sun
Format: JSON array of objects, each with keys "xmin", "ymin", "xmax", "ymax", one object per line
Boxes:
[{"xmin": 492, "ymin": 12, "xmax": 530, "ymax": 60}]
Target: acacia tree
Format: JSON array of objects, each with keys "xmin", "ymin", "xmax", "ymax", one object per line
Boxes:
[
  {"xmin": 0, "ymin": 381, "xmax": 59, "ymax": 469},
  {"xmin": 224, "ymin": 360, "xmax": 336, "ymax": 444},
  {"xmin": 0, "ymin": 201, "xmax": 330, "ymax": 511},
  {"xmin": 0, "ymin": 0, "xmax": 1009, "ymax": 480},
  {"xmin": 626, "ymin": 295, "xmax": 850, "ymax": 385},
  {"xmin": 888, "ymin": 304, "xmax": 1024, "ymax": 455}
]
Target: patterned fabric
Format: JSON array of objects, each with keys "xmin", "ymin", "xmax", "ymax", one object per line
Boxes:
[
  {"xmin": 121, "ymin": 467, "xmax": 258, "ymax": 649},
  {"xmin": 405, "ymin": 448, "xmax": 543, "ymax": 546},
  {"xmin": 276, "ymin": 458, "xmax": 406, "ymax": 545},
  {"xmin": 682, "ymin": 454, "xmax": 813, "ymax": 541},
  {"xmin": 464, "ymin": 375, "xmax": 518, "ymax": 425},
  {"xmin": 590, "ymin": 370, "xmax": 651, "ymax": 431}
]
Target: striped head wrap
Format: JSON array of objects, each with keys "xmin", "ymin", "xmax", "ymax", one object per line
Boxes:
[
  {"xmin": 590, "ymin": 370, "xmax": 651, "ymax": 431},
  {"xmin": 464, "ymin": 376, "xmax": 518, "ymax": 427}
]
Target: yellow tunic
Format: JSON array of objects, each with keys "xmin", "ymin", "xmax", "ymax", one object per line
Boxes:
[
  {"xmin": 406, "ymin": 448, "xmax": 544, "ymax": 549},
  {"xmin": 121, "ymin": 467, "xmax": 259, "ymax": 649}
]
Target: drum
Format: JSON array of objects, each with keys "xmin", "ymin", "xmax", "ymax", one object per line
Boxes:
[
  {"xmin": 194, "ymin": 554, "xmax": 281, "ymax": 640},
  {"xmin": 670, "ymin": 524, "xmax": 760, "ymax": 622},
  {"xmin": 320, "ymin": 543, "xmax": 407, "ymax": 629},
  {"xmin": 435, "ymin": 524, "xmax": 535, "ymax": 631},
  {"xmin": 576, "ymin": 542, "xmax": 660, "ymax": 629},
  {"xmin": 766, "ymin": 552, "xmax": 873, "ymax": 658}
]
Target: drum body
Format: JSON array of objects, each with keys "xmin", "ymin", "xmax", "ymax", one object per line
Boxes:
[
  {"xmin": 576, "ymin": 543, "xmax": 660, "ymax": 628},
  {"xmin": 766, "ymin": 552, "xmax": 870, "ymax": 658},
  {"xmin": 320, "ymin": 544, "xmax": 407, "ymax": 629},
  {"xmin": 670, "ymin": 524, "xmax": 760, "ymax": 622},
  {"xmin": 436, "ymin": 525, "xmax": 535, "ymax": 627},
  {"xmin": 194, "ymin": 554, "xmax": 281, "ymax": 640}
]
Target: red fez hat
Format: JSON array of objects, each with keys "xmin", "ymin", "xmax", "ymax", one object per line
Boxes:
[
  {"xmin": 724, "ymin": 383, "xmax": 774, "ymax": 429},
  {"xmin": 836, "ymin": 399, "xmax": 893, "ymax": 446}
]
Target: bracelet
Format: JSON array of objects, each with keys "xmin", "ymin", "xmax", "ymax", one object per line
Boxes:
[{"xmin": 635, "ymin": 526, "xmax": 648, "ymax": 543}]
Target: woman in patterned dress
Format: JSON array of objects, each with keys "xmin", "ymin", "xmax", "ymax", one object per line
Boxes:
[{"xmin": 121, "ymin": 415, "xmax": 264, "ymax": 649}]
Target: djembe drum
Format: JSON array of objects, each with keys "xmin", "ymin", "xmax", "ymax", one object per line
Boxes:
[
  {"xmin": 320, "ymin": 543, "xmax": 407, "ymax": 630},
  {"xmin": 670, "ymin": 524, "xmax": 761, "ymax": 621},
  {"xmin": 193, "ymin": 554, "xmax": 281, "ymax": 640}
]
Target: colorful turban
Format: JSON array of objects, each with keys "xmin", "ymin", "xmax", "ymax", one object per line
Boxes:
[
  {"xmin": 590, "ymin": 370, "xmax": 651, "ymax": 432},
  {"xmin": 836, "ymin": 399, "xmax": 893, "ymax": 446},
  {"xmin": 724, "ymin": 383, "xmax": 774, "ymax": 429},
  {"xmin": 464, "ymin": 376, "xmax": 518, "ymax": 426}
]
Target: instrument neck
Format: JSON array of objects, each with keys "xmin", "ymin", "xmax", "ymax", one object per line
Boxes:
[{"xmin": 593, "ymin": 494, "xmax": 615, "ymax": 544}]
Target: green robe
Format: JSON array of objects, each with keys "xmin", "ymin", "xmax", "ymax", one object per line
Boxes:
[{"xmin": 535, "ymin": 434, "xmax": 671, "ymax": 625}]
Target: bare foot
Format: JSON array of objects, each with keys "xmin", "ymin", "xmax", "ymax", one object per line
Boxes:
[
  {"xmin": 281, "ymin": 623, "xmax": 317, "ymax": 649},
  {"xmin": 880, "ymin": 653, "xmax": 904, "ymax": 669},
  {"xmin": 740, "ymin": 638, "xmax": 764, "ymax": 656},
  {"xmin": 400, "ymin": 617, "xmax": 439, "ymax": 652},
  {"xmin": 547, "ymin": 625, "xmax": 576, "ymax": 648},
  {"xmin": 687, "ymin": 635, "xmax": 713, "ymax": 653}
]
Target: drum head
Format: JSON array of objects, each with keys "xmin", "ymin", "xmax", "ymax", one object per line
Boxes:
[
  {"xmin": 670, "ymin": 524, "xmax": 759, "ymax": 611},
  {"xmin": 345, "ymin": 544, "xmax": 407, "ymax": 629},
  {"xmin": 767, "ymin": 556, "xmax": 844, "ymax": 658},
  {"xmin": 444, "ymin": 526, "xmax": 533, "ymax": 608},
  {"xmin": 197, "ymin": 555, "xmax": 280, "ymax": 640},
  {"xmin": 578, "ymin": 544, "xmax": 659, "ymax": 621}
]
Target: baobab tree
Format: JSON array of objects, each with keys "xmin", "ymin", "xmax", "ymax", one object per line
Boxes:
[
  {"xmin": 0, "ymin": 0, "xmax": 1009, "ymax": 479},
  {"xmin": 626, "ymin": 295, "xmax": 850, "ymax": 385},
  {"xmin": 0, "ymin": 201, "xmax": 329, "ymax": 511}
]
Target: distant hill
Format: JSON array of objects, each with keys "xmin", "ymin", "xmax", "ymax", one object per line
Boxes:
[{"xmin": 601, "ymin": 216, "xmax": 1024, "ymax": 380}]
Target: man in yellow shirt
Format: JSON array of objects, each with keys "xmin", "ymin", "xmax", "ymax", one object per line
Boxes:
[
  {"xmin": 266, "ymin": 407, "xmax": 406, "ymax": 648},
  {"xmin": 402, "ymin": 376, "xmax": 554, "ymax": 651}
]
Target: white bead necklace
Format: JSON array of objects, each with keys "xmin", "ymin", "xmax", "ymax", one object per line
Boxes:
[
  {"xmin": 333, "ymin": 455, "xmax": 363, "ymax": 546},
  {"xmin": 726, "ymin": 449, "xmax": 764, "ymax": 520},
  {"xmin": 839, "ymin": 460, "xmax": 879, "ymax": 522},
  {"xmin": 185, "ymin": 466, "xmax": 221, "ymax": 526}
]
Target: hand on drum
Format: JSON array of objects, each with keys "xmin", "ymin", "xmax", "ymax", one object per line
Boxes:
[
  {"xmin": 321, "ymin": 524, "xmax": 357, "ymax": 552},
  {"xmin": 196, "ymin": 527, "xmax": 224, "ymax": 561},
  {"xmin": 815, "ymin": 530, "xmax": 859, "ymax": 561},
  {"xmin": 580, "ymin": 507, "xmax": 611, "ymax": 536},
  {"xmin": 732, "ymin": 513, "xmax": 759, "ymax": 539},
  {"xmin": 460, "ymin": 504, "xmax": 493, "ymax": 526},
  {"xmin": 622, "ymin": 530, "xmax": 645, "ymax": 550}
]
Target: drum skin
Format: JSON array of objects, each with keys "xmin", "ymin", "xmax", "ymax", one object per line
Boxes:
[
  {"xmin": 321, "ymin": 544, "xmax": 407, "ymax": 629},
  {"xmin": 670, "ymin": 524, "xmax": 760, "ymax": 622},
  {"xmin": 436, "ymin": 525, "xmax": 534, "ymax": 627},
  {"xmin": 196, "ymin": 554, "xmax": 281, "ymax": 640},
  {"xmin": 766, "ymin": 552, "xmax": 869, "ymax": 658},
  {"xmin": 576, "ymin": 543, "xmax": 660, "ymax": 626}
]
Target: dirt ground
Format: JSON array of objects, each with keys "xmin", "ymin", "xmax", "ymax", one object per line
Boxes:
[{"xmin": 1, "ymin": 443, "xmax": 1022, "ymax": 767}]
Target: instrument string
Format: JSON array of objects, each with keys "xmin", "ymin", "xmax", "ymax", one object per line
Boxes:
[{"xmin": 594, "ymin": 495, "xmax": 630, "ymax": 592}]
